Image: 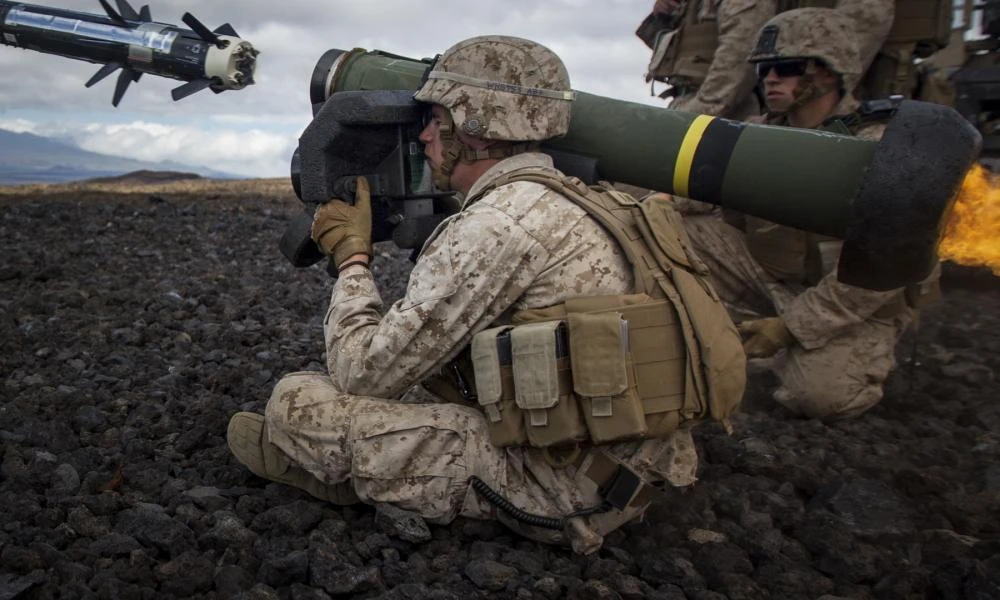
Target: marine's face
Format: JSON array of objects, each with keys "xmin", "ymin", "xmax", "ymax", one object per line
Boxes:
[
  {"xmin": 757, "ymin": 58, "xmax": 808, "ymax": 113},
  {"xmin": 418, "ymin": 104, "xmax": 447, "ymax": 172}
]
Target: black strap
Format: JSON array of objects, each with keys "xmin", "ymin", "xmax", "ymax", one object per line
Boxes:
[{"xmin": 821, "ymin": 95, "xmax": 902, "ymax": 134}]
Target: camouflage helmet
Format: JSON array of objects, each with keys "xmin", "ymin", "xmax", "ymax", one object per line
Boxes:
[
  {"xmin": 747, "ymin": 8, "xmax": 862, "ymax": 79},
  {"xmin": 413, "ymin": 35, "xmax": 575, "ymax": 141}
]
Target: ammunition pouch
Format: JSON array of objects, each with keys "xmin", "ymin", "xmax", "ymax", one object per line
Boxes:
[
  {"xmin": 462, "ymin": 169, "xmax": 746, "ymax": 451},
  {"xmin": 471, "ymin": 295, "xmax": 687, "ymax": 449}
]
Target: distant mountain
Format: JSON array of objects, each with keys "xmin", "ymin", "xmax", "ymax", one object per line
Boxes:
[{"xmin": 0, "ymin": 129, "xmax": 241, "ymax": 185}]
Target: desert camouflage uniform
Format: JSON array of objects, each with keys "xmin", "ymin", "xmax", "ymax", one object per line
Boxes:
[
  {"xmin": 833, "ymin": 0, "xmax": 895, "ymax": 95},
  {"xmin": 650, "ymin": 0, "xmax": 893, "ymax": 118},
  {"xmin": 673, "ymin": 9, "xmax": 930, "ymax": 419},
  {"xmin": 681, "ymin": 96, "xmax": 920, "ymax": 419},
  {"xmin": 664, "ymin": 0, "xmax": 778, "ymax": 119},
  {"xmin": 264, "ymin": 152, "xmax": 699, "ymax": 554}
]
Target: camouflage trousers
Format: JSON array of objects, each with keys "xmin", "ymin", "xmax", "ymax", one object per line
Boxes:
[
  {"xmin": 263, "ymin": 371, "xmax": 699, "ymax": 554},
  {"xmin": 681, "ymin": 215, "xmax": 912, "ymax": 420}
]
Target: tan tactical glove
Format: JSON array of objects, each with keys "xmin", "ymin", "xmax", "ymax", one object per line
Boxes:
[
  {"xmin": 311, "ymin": 176, "xmax": 373, "ymax": 269},
  {"xmin": 738, "ymin": 317, "xmax": 795, "ymax": 358}
]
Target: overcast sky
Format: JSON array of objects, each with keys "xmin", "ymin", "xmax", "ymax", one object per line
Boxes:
[{"xmin": 0, "ymin": 0, "xmax": 663, "ymax": 178}]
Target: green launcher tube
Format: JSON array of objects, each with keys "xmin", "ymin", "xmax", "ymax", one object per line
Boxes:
[{"xmin": 309, "ymin": 48, "xmax": 982, "ymax": 290}]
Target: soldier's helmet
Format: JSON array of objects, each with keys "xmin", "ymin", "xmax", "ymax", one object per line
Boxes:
[
  {"xmin": 413, "ymin": 35, "xmax": 575, "ymax": 141},
  {"xmin": 746, "ymin": 8, "xmax": 862, "ymax": 80}
]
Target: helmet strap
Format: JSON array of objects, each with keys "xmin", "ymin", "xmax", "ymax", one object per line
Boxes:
[
  {"xmin": 432, "ymin": 111, "xmax": 538, "ymax": 190},
  {"xmin": 786, "ymin": 60, "xmax": 841, "ymax": 113}
]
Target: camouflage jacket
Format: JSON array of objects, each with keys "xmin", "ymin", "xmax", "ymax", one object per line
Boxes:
[{"xmin": 322, "ymin": 152, "xmax": 633, "ymax": 398}]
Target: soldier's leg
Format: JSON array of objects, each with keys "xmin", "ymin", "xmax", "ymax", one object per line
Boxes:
[
  {"xmin": 770, "ymin": 320, "xmax": 902, "ymax": 420},
  {"xmin": 242, "ymin": 371, "xmax": 505, "ymax": 523},
  {"xmin": 233, "ymin": 373, "xmax": 699, "ymax": 554}
]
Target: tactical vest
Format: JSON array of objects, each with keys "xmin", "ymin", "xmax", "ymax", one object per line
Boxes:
[
  {"xmin": 645, "ymin": 0, "xmax": 727, "ymax": 92},
  {"xmin": 455, "ymin": 169, "xmax": 747, "ymax": 453}
]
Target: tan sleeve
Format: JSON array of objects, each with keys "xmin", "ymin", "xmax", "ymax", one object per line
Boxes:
[
  {"xmin": 782, "ymin": 271, "xmax": 906, "ymax": 349},
  {"xmin": 322, "ymin": 205, "xmax": 550, "ymax": 399},
  {"xmin": 673, "ymin": 0, "xmax": 776, "ymax": 117}
]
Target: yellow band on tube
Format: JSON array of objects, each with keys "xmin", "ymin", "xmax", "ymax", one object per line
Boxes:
[{"xmin": 672, "ymin": 114, "xmax": 714, "ymax": 197}]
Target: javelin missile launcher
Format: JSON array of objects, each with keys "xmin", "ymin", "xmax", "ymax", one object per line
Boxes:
[
  {"xmin": 0, "ymin": 0, "xmax": 258, "ymax": 106},
  {"xmin": 282, "ymin": 47, "xmax": 981, "ymax": 291}
]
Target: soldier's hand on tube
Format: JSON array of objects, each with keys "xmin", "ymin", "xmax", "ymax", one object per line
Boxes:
[
  {"xmin": 311, "ymin": 176, "xmax": 373, "ymax": 269},
  {"xmin": 738, "ymin": 317, "xmax": 795, "ymax": 358}
]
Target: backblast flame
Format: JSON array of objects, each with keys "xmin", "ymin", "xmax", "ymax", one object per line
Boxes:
[{"xmin": 939, "ymin": 164, "xmax": 1000, "ymax": 276}]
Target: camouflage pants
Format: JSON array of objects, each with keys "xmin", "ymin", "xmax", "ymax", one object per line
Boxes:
[
  {"xmin": 681, "ymin": 215, "xmax": 910, "ymax": 419},
  {"xmin": 263, "ymin": 371, "xmax": 699, "ymax": 554}
]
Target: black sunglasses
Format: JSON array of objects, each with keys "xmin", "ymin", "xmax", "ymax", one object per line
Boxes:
[{"xmin": 755, "ymin": 59, "xmax": 810, "ymax": 79}]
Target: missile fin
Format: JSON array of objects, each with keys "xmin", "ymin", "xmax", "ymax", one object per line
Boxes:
[
  {"xmin": 213, "ymin": 23, "xmax": 239, "ymax": 37},
  {"xmin": 114, "ymin": 0, "xmax": 141, "ymax": 21},
  {"xmin": 97, "ymin": 0, "xmax": 129, "ymax": 26},
  {"xmin": 112, "ymin": 68, "xmax": 135, "ymax": 107},
  {"xmin": 139, "ymin": 5, "xmax": 152, "ymax": 21},
  {"xmin": 85, "ymin": 62, "xmax": 121, "ymax": 88},
  {"xmin": 171, "ymin": 78, "xmax": 213, "ymax": 101},
  {"xmin": 182, "ymin": 13, "xmax": 224, "ymax": 47}
]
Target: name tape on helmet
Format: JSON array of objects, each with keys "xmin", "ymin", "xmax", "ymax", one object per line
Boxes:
[{"xmin": 426, "ymin": 70, "xmax": 576, "ymax": 102}]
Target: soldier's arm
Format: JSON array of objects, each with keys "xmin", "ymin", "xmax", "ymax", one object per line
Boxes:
[
  {"xmin": 780, "ymin": 272, "xmax": 907, "ymax": 349},
  {"xmin": 321, "ymin": 205, "xmax": 550, "ymax": 399},
  {"xmin": 779, "ymin": 121, "xmax": 904, "ymax": 349},
  {"xmin": 834, "ymin": 0, "xmax": 894, "ymax": 78},
  {"xmin": 675, "ymin": 0, "xmax": 776, "ymax": 116}
]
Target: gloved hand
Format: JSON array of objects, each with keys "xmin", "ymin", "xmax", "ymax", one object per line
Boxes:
[
  {"xmin": 311, "ymin": 176, "xmax": 372, "ymax": 269},
  {"xmin": 738, "ymin": 317, "xmax": 795, "ymax": 358}
]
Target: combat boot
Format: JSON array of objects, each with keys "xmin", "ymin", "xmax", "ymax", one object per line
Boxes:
[{"xmin": 227, "ymin": 412, "xmax": 360, "ymax": 505}]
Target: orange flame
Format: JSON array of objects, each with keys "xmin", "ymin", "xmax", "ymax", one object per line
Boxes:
[{"xmin": 939, "ymin": 164, "xmax": 1000, "ymax": 276}]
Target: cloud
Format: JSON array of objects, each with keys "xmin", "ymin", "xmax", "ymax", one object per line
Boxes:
[
  {"xmin": 0, "ymin": 118, "xmax": 38, "ymax": 134},
  {"xmin": 2, "ymin": 118, "xmax": 298, "ymax": 177},
  {"xmin": 1, "ymin": 0, "xmax": 663, "ymax": 175}
]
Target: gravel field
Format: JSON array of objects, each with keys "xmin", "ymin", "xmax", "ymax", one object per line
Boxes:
[{"xmin": 1, "ymin": 187, "xmax": 998, "ymax": 599}]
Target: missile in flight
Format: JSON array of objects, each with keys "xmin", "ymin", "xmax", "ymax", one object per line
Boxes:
[{"xmin": 0, "ymin": 0, "xmax": 259, "ymax": 106}]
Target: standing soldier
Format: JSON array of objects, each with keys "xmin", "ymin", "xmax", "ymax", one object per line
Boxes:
[
  {"xmin": 227, "ymin": 36, "xmax": 745, "ymax": 554},
  {"xmin": 851, "ymin": 0, "xmax": 953, "ymax": 101},
  {"xmin": 637, "ymin": 0, "xmax": 778, "ymax": 119},
  {"xmin": 635, "ymin": 0, "xmax": 932, "ymax": 116},
  {"xmin": 678, "ymin": 8, "xmax": 940, "ymax": 420}
]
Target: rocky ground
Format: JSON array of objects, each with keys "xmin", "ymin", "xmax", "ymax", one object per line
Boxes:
[{"xmin": 1, "ymin": 183, "xmax": 998, "ymax": 600}]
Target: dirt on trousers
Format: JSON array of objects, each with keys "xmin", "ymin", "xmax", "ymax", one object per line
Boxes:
[{"xmin": 1, "ymin": 187, "xmax": 999, "ymax": 600}]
